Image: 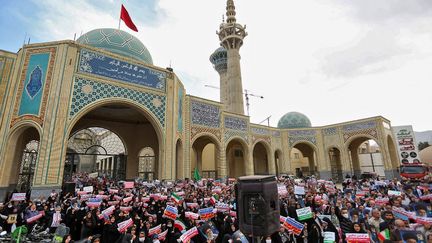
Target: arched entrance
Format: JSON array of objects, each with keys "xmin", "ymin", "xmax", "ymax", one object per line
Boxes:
[
  {"xmin": 66, "ymin": 102, "xmax": 161, "ymax": 180},
  {"xmin": 290, "ymin": 142, "xmax": 317, "ymax": 177},
  {"xmin": 0, "ymin": 125, "xmax": 40, "ymax": 195},
  {"xmin": 328, "ymin": 147, "xmax": 342, "ymax": 182},
  {"xmin": 65, "ymin": 127, "xmax": 126, "ymax": 182},
  {"xmin": 176, "ymin": 139, "xmax": 184, "ymax": 179},
  {"xmin": 226, "ymin": 138, "xmax": 247, "ymax": 178},
  {"xmin": 252, "ymin": 142, "xmax": 269, "ymax": 175},
  {"xmin": 191, "ymin": 135, "xmax": 219, "ymax": 179},
  {"xmin": 347, "ymin": 136, "xmax": 384, "ymax": 177},
  {"xmin": 274, "ymin": 149, "xmax": 283, "ymax": 176}
]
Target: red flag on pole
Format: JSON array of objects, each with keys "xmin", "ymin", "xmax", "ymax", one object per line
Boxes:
[{"xmin": 120, "ymin": 4, "xmax": 138, "ymax": 32}]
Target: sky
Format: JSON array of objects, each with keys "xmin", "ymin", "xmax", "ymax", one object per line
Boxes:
[{"xmin": 1, "ymin": 0, "xmax": 432, "ymax": 131}]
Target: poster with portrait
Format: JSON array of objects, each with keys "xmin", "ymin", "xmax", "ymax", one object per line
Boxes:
[{"xmin": 392, "ymin": 126, "xmax": 420, "ymax": 164}]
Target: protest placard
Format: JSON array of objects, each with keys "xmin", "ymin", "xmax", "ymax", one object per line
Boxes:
[
  {"xmin": 199, "ymin": 207, "xmax": 215, "ymax": 220},
  {"xmin": 346, "ymin": 233, "xmax": 370, "ymax": 243},
  {"xmin": 296, "ymin": 207, "xmax": 313, "ymax": 221},
  {"xmin": 11, "ymin": 193, "xmax": 26, "ymax": 201},
  {"xmin": 278, "ymin": 185, "xmax": 288, "ymax": 196},
  {"xmin": 324, "ymin": 232, "xmax": 336, "ymax": 243},
  {"xmin": 180, "ymin": 227, "xmax": 198, "ymax": 242},
  {"xmin": 124, "ymin": 181, "xmax": 134, "ymax": 189},
  {"xmin": 388, "ymin": 190, "xmax": 402, "ymax": 196},
  {"xmin": 163, "ymin": 205, "xmax": 178, "ymax": 220},
  {"xmin": 83, "ymin": 186, "xmax": 94, "ymax": 193},
  {"xmin": 283, "ymin": 217, "xmax": 304, "ymax": 235},
  {"xmin": 294, "ymin": 186, "xmax": 305, "ymax": 195}
]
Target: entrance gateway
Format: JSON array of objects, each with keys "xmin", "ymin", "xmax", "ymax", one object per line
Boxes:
[{"xmin": 0, "ymin": 0, "xmax": 400, "ymax": 200}]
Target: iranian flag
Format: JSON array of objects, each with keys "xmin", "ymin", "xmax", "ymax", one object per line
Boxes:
[
  {"xmin": 209, "ymin": 194, "xmax": 219, "ymax": 205},
  {"xmin": 174, "ymin": 219, "xmax": 186, "ymax": 232},
  {"xmin": 171, "ymin": 192, "xmax": 182, "ymax": 204},
  {"xmin": 378, "ymin": 229, "xmax": 390, "ymax": 241}
]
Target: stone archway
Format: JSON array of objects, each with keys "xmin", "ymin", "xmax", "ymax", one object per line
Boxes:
[
  {"xmin": 252, "ymin": 141, "xmax": 270, "ymax": 175},
  {"xmin": 191, "ymin": 135, "xmax": 219, "ymax": 179},
  {"xmin": 175, "ymin": 139, "xmax": 184, "ymax": 179},
  {"xmin": 291, "ymin": 142, "xmax": 317, "ymax": 177},
  {"xmin": 347, "ymin": 136, "xmax": 384, "ymax": 178},
  {"xmin": 0, "ymin": 124, "xmax": 41, "ymax": 199},
  {"xmin": 226, "ymin": 138, "xmax": 248, "ymax": 178},
  {"xmin": 66, "ymin": 100, "xmax": 162, "ymax": 180},
  {"xmin": 274, "ymin": 149, "xmax": 283, "ymax": 176},
  {"xmin": 328, "ymin": 147, "xmax": 343, "ymax": 182}
]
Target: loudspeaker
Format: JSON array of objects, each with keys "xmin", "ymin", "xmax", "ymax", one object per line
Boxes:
[
  {"xmin": 63, "ymin": 182, "xmax": 76, "ymax": 194},
  {"xmin": 235, "ymin": 175, "xmax": 280, "ymax": 237}
]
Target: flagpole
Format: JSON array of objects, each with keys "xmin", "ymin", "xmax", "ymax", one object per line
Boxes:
[{"xmin": 118, "ymin": 3, "xmax": 122, "ymax": 30}]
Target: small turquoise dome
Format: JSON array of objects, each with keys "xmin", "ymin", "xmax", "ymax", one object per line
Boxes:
[
  {"xmin": 277, "ymin": 112, "xmax": 312, "ymax": 129},
  {"xmin": 77, "ymin": 28, "xmax": 153, "ymax": 64},
  {"xmin": 210, "ymin": 47, "xmax": 227, "ymax": 72}
]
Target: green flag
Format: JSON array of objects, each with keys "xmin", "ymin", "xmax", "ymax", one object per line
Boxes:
[{"xmin": 193, "ymin": 167, "xmax": 201, "ymax": 181}]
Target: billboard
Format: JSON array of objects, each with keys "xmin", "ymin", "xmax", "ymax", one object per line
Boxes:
[{"xmin": 392, "ymin": 126, "xmax": 420, "ymax": 164}]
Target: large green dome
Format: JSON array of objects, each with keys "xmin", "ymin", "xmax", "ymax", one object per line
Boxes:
[
  {"xmin": 277, "ymin": 112, "xmax": 312, "ymax": 129},
  {"xmin": 77, "ymin": 28, "xmax": 153, "ymax": 64}
]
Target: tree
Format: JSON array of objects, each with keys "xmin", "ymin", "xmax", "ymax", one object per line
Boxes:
[{"xmin": 418, "ymin": 141, "xmax": 430, "ymax": 151}]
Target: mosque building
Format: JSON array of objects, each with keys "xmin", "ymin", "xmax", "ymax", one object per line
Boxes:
[{"xmin": 0, "ymin": 0, "xmax": 399, "ymax": 199}]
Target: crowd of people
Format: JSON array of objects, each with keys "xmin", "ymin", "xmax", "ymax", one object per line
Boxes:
[{"xmin": 0, "ymin": 172, "xmax": 431, "ymax": 243}]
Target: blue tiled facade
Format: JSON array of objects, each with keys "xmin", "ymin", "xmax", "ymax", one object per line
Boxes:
[
  {"xmin": 343, "ymin": 121, "xmax": 376, "ymax": 132},
  {"xmin": 191, "ymin": 101, "xmax": 220, "ymax": 128},
  {"xmin": 70, "ymin": 77, "xmax": 166, "ymax": 127},
  {"xmin": 18, "ymin": 53, "xmax": 50, "ymax": 116},
  {"xmin": 78, "ymin": 49, "xmax": 166, "ymax": 91},
  {"xmin": 224, "ymin": 116, "xmax": 247, "ymax": 131}
]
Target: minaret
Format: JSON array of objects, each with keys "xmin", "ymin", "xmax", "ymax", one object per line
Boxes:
[
  {"xmin": 210, "ymin": 47, "xmax": 228, "ymax": 111},
  {"xmin": 216, "ymin": 0, "xmax": 247, "ymax": 114}
]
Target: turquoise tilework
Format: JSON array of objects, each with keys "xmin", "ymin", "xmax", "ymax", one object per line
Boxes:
[
  {"xmin": 70, "ymin": 77, "xmax": 166, "ymax": 127},
  {"xmin": 18, "ymin": 53, "xmax": 50, "ymax": 116}
]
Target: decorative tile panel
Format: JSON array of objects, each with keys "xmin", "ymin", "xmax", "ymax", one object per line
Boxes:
[
  {"xmin": 78, "ymin": 49, "xmax": 166, "ymax": 91},
  {"xmin": 251, "ymin": 126, "xmax": 270, "ymax": 135},
  {"xmin": 70, "ymin": 77, "xmax": 166, "ymax": 127},
  {"xmin": 342, "ymin": 121, "xmax": 376, "ymax": 132},
  {"xmin": 323, "ymin": 127, "xmax": 338, "ymax": 136},
  {"xmin": 224, "ymin": 116, "xmax": 247, "ymax": 131},
  {"xmin": 252, "ymin": 135, "xmax": 271, "ymax": 146},
  {"xmin": 11, "ymin": 48, "xmax": 56, "ymax": 127},
  {"xmin": 191, "ymin": 101, "xmax": 220, "ymax": 128},
  {"xmin": 224, "ymin": 130, "xmax": 248, "ymax": 144},
  {"xmin": 289, "ymin": 130, "xmax": 316, "ymax": 137},
  {"xmin": 0, "ymin": 58, "xmax": 5, "ymax": 83},
  {"xmin": 289, "ymin": 136, "xmax": 317, "ymax": 147},
  {"xmin": 343, "ymin": 129, "xmax": 378, "ymax": 143},
  {"xmin": 178, "ymin": 88, "xmax": 183, "ymax": 132},
  {"xmin": 191, "ymin": 126, "xmax": 221, "ymax": 142},
  {"xmin": 288, "ymin": 129, "xmax": 317, "ymax": 146},
  {"xmin": 272, "ymin": 131, "xmax": 281, "ymax": 137}
]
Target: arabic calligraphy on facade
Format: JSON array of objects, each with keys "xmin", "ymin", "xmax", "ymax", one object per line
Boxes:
[{"xmin": 78, "ymin": 49, "xmax": 166, "ymax": 91}]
